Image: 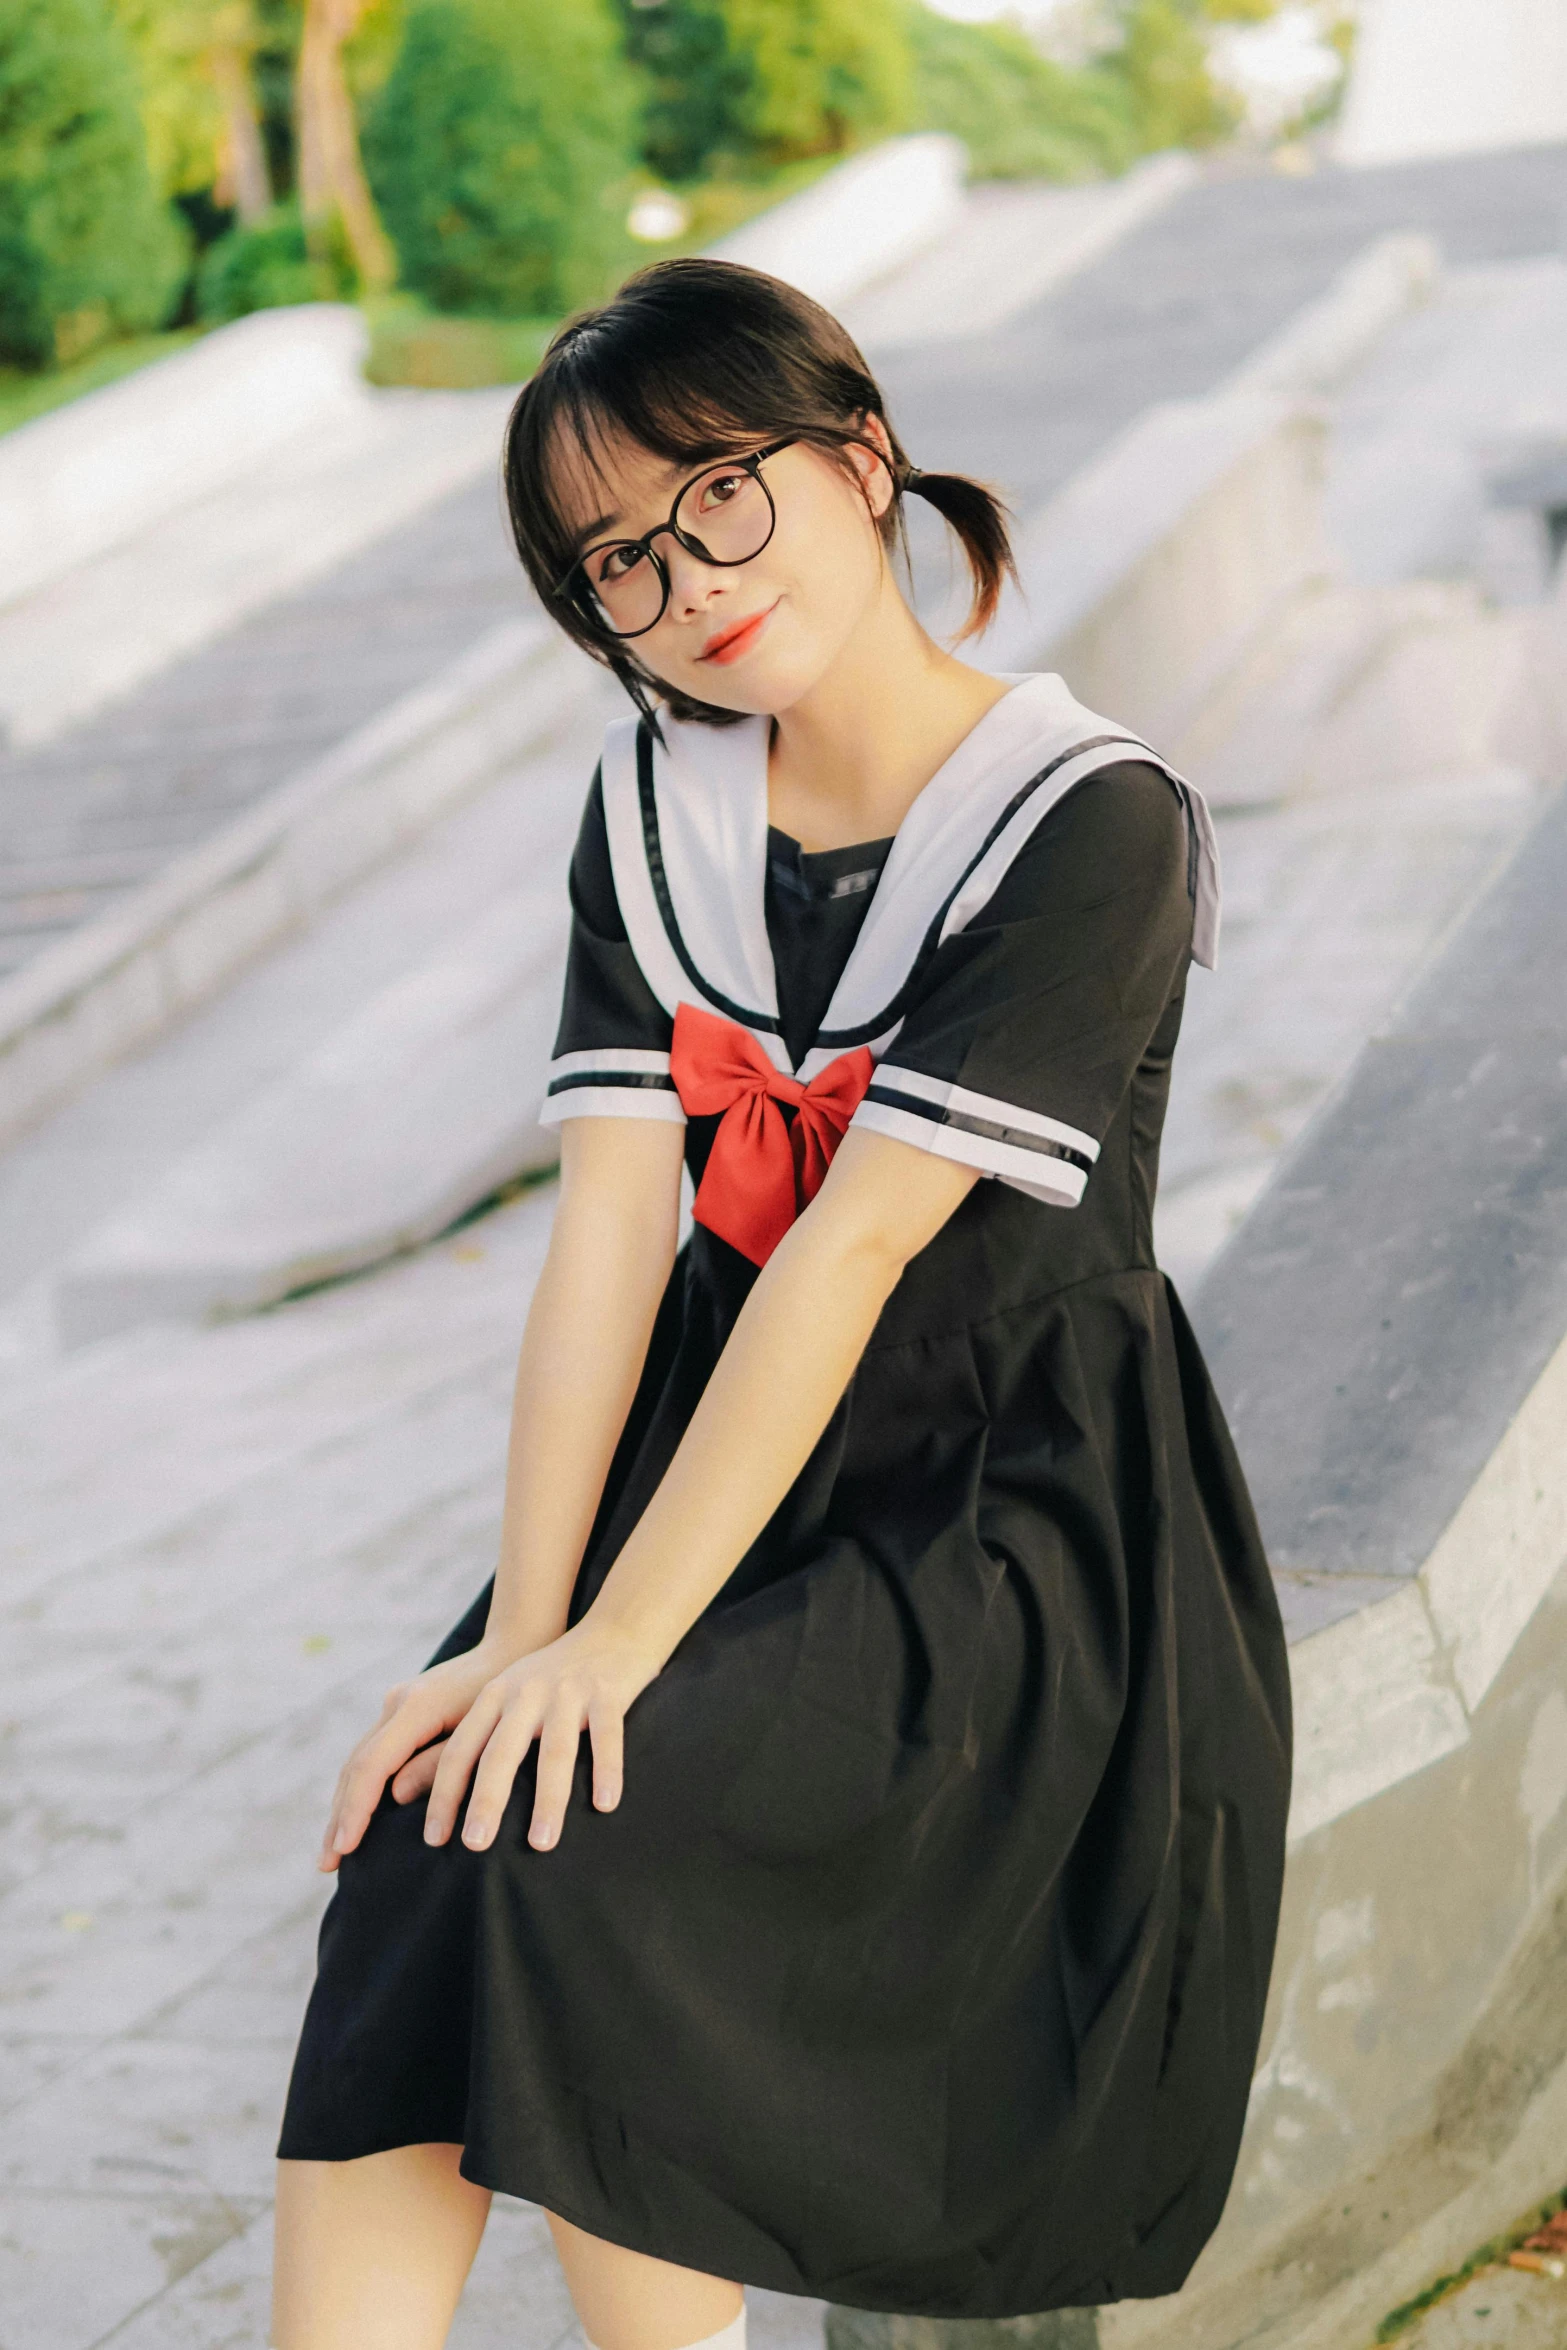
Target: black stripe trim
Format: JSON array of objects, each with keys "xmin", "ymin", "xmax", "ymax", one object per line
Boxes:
[
  {"xmin": 547, "ymin": 1069, "xmax": 678, "ymax": 1095},
  {"xmin": 636, "ymin": 718, "xmax": 781, "ymax": 1034},
  {"xmin": 862, "ymin": 1084, "xmax": 1094, "ymax": 1173},
  {"xmin": 815, "ymin": 735, "xmax": 1156, "ymax": 1050}
]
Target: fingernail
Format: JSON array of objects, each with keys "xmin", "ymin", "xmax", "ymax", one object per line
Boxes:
[
  {"xmin": 463, "ymin": 1823, "xmax": 492, "ymax": 1850},
  {"xmin": 530, "ymin": 1824, "xmax": 557, "ymax": 1850},
  {"xmin": 332, "ymin": 1828, "xmax": 348, "ymax": 1852}
]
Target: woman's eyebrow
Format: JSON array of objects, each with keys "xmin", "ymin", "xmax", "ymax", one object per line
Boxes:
[
  {"xmin": 572, "ymin": 510, "xmax": 621, "ymax": 554},
  {"xmin": 570, "ymin": 461, "xmax": 692, "ymax": 555}
]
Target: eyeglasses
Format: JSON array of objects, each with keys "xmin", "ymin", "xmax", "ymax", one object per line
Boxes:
[{"xmin": 552, "ymin": 438, "xmax": 797, "ymax": 641}]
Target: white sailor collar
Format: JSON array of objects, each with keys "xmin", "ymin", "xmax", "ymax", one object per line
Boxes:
[{"xmin": 599, "ymin": 672, "xmax": 1221, "ymax": 1077}]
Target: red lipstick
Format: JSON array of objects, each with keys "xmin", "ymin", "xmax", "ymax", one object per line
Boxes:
[{"xmin": 699, "ymin": 603, "xmax": 776, "ymax": 665}]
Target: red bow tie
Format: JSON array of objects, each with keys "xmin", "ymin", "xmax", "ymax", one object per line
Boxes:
[{"xmin": 670, "ymin": 1001, "xmax": 873, "ymax": 1265}]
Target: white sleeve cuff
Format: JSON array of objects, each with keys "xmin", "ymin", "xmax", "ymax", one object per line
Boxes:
[
  {"xmin": 851, "ymin": 1067, "xmax": 1095, "ymax": 1208},
  {"xmin": 540, "ymin": 1048, "xmax": 685, "ymax": 1127}
]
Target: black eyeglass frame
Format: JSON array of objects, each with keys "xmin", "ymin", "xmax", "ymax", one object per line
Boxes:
[{"xmin": 549, "ymin": 437, "xmax": 800, "ymax": 641}]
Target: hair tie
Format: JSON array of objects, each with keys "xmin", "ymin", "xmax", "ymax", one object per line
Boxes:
[{"xmin": 903, "ymin": 467, "xmax": 926, "ymax": 491}]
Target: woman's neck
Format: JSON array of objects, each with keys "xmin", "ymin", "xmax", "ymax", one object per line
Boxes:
[{"xmin": 765, "ymin": 570, "xmax": 1013, "ymax": 853}]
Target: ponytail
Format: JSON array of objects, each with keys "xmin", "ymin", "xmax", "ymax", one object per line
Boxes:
[{"xmin": 901, "ymin": 466, "xmax": 1017, "ymax": 640}]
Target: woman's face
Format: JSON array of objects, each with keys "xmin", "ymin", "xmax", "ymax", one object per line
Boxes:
[{"xmin": 551, "ymin": 422, "xmax": 896, "ymax": 715}]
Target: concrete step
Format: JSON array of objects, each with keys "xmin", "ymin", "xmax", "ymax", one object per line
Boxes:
[
  {"xmin": 0, "ymin": 617, "xmax": 598, "ymax": 1151},
  {"xmin": 52, "ymin": 880, "xmax": 569, "ymax": 1344},
  {"xmin": 839, "ymin": 153, "xmax": 1197, "ymax": 355},
  {"xmin": 0, "ymin": 314, "xmax": 515, "ymax": 752}
]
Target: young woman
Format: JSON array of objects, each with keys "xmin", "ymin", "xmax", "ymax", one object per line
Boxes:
[{"xmin": 274, "ymin": 258, "xmax": 1292, "ymax": 2350}]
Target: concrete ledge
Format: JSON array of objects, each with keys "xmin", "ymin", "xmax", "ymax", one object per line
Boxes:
[
  {"xmin": 53, "ymin": 884, "xmax": 568, "ymax": 1342},
  {"xmin": 982, "ymin": 228, "xmax": 1446, "ymax": 744},
  {"xmin": 0, "ymin": 307, "xmax": 370, "ymax": 608},
  {"xmin": 714, "ymin": 135, "xmax": 967, "ymax": 309},
  {"xmin": 988, "ymin": 391, "xmax": 1330, "ymax": 746},
  {"xmin": 0, "ymin": 621, "xmax": 596, "ymax": 1151},
  {"xmin": 0, "ymin": 381, "xmax": 517, "ymax": 749},
  {"xmin": 841, "ymin": 153, "xmax": 1198, "ymax": 354},
  {"xmin": 1225, "ymin": 232, "xmax": 1439, "ymax": 401}
]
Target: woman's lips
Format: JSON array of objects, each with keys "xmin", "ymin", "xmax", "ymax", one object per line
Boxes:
[{"xmin": 699, "ymin": 603, "xmax": 776, "ymax": 665}]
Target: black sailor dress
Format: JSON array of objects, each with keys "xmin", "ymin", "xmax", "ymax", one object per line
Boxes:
[{"xmin": 278, "ymin": 671, "xmax": 1293, "ymax": 2319}]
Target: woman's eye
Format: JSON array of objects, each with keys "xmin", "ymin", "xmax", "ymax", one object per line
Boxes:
[
  {"xmin": 595, "ymin": 545, "xmax": 643, "ymax": 583},
  {"xmin": 699, "ymin": 470, "xmax": 746, "ymax": 509}
]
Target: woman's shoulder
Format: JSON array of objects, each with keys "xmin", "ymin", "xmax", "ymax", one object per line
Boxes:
[{"xmin": 985, "ymin": 757, "xmax": 1189, "ymax": 916}]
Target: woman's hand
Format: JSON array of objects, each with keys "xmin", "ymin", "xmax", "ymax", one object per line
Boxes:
[{"xmin": 318, "ymin": 1618, "xmax": 663, "ymax": 1871}]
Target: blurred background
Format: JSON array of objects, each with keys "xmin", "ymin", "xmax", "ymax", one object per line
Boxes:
[{"xmin": 2, "ymin": 5, "xmax": 1567, "ymax": 2348}]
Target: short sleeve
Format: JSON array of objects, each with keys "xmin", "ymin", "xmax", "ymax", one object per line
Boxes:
[
  {"xmin": 851, "ymin": 762, "xmax": 1193, "ymax": 1205},
  {"xmin": 540, "ymin": 768, "xmax": 685, "ymax": 1127}
]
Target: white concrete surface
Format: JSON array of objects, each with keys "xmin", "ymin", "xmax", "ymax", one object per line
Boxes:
[
  {"xmin": 54, "ymin": 882, "xmax": 569, "ymax": 1341},
  {"xmin": 840, "ymin": 153, "xmax": 1198, "ymax": 354},
  {"xmin": 1144, "ymin": 254, "xmax": 1567, "ymax": 1281},
  {"xmin": 0, "ymin": 681, "xmax": 614, "ymax": 1386},
  {"xmin": 0, "ymin": 620, "xmax": 597, "ymax": 1153},
  {"xmin": 0, "ymin": 307, "xmax": 370, "ymax": 610},
  {"xmin": 0, "ymin": 377, "xmax": 518, "ymax": 749},
  {"xmin": 1337, "ymin": 0, "xmax": 1567, "ymax": 166},
  {"xmin": 714, "ymin": 135, "xmax": 967, "ymax": 310},
  {"xmin": 1224, "ymin": 231, "xmax": 1439, "ymax": 401},
  {"xmin": 988, "ymin": 392, "xmax": 1329, "ymax": 742},
  {"xmin": 1323, "ymin": 255, "xmax": 1567, "ymax": 591},
  {"xmin": 1394, "ymin": 2258, "xmax": 1567, "ymax": 2347},
  {"xmin": 984, "ymin": 221, "xmax": 1457, "ymax": 739}
]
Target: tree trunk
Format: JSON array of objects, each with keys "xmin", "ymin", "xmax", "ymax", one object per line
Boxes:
[
  {"xmin": 210, "ymin": 41, "xmax": 272, "ymax": 224},
  {"xmin": 294, "ymin": 0, "xmax": 395, "ymax": 291}
]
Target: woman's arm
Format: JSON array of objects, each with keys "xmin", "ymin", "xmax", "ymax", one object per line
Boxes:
[
  {"xmin": 318, "ymin": 1112, "xmax": 684, "ymax": 1869},
  {"xmin": 413, "ymin": 1129, "xmax": 979, "ymax": 1858},
  {"xmin": 486, "ymin": 1115, "xmax": 685, "ymax": 1655}
]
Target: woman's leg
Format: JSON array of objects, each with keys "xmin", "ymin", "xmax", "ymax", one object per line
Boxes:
[
  {"xmin": 272, "ymin": 2147, "xmax": 491, "ymax": 2350},
  {"xmin": 545, "ymin": 2209, "xmax": 744, "ymax": 2350}
]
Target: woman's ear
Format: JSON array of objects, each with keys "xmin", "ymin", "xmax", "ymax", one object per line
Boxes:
[{"xmin": 849, "ymin": 414, "xmax": 896, "ymax": 519}]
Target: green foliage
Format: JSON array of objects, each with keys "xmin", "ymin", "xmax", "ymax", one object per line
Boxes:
[
  {"xmin": 251, "ymin": 0, "xmax": 297, "ymax": 198},
  {"xmin": 905, "ymin": 5, "xmax": 1132, "ymax": 181},
  {"xmin": 615, "ymin": 0, "xmax": 752, "ymax": 185},
  {"xmin": 363, "ymin": 298, "xmax": 555, "ymax": 389},
  {"xmin": 0, "ymin": 0, "xmax": 187, "ymax": 369},
  {"xmin": 716, "ymin": 0, "xmax": 909, "ymax": 164},
  {"xmin": 1094, "ymin": 0, "xmax": 1241, "ymax": 152},
  {"xmin": 363, "ymin": 0, "xmax": 640, "ymax": 316},
  {"xmin": 106, "ymin": 0, "xmax": 228, "ymax": 197},
  {"xmin": 196, "ymin": 198, "xmax": 355, "ymax": 320}
]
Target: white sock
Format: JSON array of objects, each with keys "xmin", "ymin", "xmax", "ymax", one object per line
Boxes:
[{"xmin": 584, "ymin": 2303, "xmax": 746, "ymax": 2350}]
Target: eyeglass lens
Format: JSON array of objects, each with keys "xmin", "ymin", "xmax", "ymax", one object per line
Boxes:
[{"xmin": 580, "ymin": 458, "xmax": 775, "ymax": 637}]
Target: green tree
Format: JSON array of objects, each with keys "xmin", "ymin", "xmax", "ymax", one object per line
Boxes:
[
  {"xmin": 0, "ymin": 0, "xmax": 186, "ymax": 368},
  {"xmin": 108, "ymin": 1, "xmax": 271, "ymax": 220},
  {"xmin": 364, "ymin": 0, "xmax": 639, "ymax": 316},
  {"xmin": 905, "ymin": 5, "xmax": 1132, "ymax": 180},
  {"xmin": 717, "ymin": 0, "xmax": 909, "ymax": 163},
  {"xmin": 1094, "ymin": 0, "xmax": 1240, "ymax": 153},
  {"xmin": 614, "ymin": 0, "xmax": 752, "ymax": 185}
]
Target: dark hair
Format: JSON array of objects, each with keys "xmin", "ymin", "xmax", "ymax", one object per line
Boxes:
[{"xmin": 501, "ymin": 257, "xmax": 1016, "ymax": 726}]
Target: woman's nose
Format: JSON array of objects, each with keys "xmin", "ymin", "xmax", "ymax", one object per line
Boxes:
[{"xmin": 662, "ymin": 535, "xmax": 725, "ymax": 617}]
